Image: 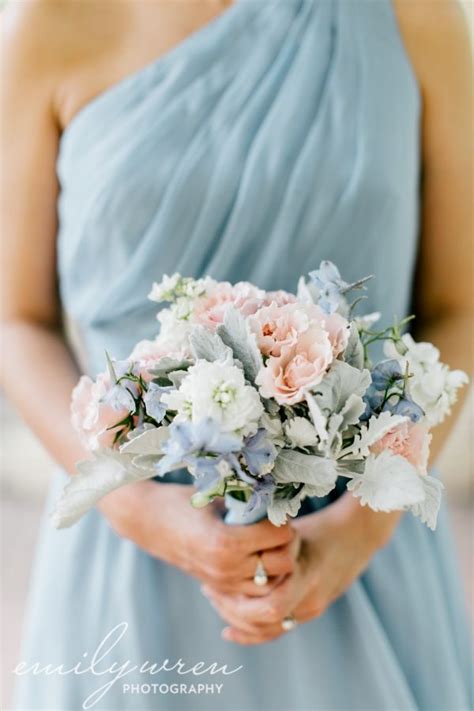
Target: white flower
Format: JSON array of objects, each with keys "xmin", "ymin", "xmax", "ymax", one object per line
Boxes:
[
  {"xmin": 162, "ymin": 360, "xmax": 263, "ymax": 436},
  {"xmin": 149, "ymin": 273, "xmax": 182, "ymax": 302},
  {"xmin": 385, "ymin": 334, "xmax": 469, "ymax": 426},
  {"xmin": 353, "ymin": 311, "xmax": 381, "ymax": 331},
  {"xmin": 149, "ymin": 273, "xmax": 216, "ymax": 304},
  {"xmin": 284, "ymin": 417, "xmax": 318, "ymax": 447},
  {"xmin": 346, "ymin": 450, "xmax": 425, "ymax": 512},
  {"xmin": 157, "ymin": 308, "xmax": 194, "ymax": 352}
]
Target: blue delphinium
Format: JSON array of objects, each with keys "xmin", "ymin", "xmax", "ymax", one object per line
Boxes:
[
  {"xmin": 363, "ymin": 360, "xmax": 424, "ymax": 423},
  {"xmin": 101, "ymin": 382, "xmax": 136, "ymax": 413},
  {"xmin": 362, "ymin": 384, "xmax": 385, "ymax": 420},
  {"xmin": 309, "ymin": 261, "xmax": 349, "ymax": 314},
  {"xmin": 241, "ymin": 429, "xmax": 277, "ymax": 476},
  {"xmin": 370, "ymin": 359, "xmax": 404, "ymax": 390},
  {"xmin": 384, "ymin": 397, "xmax": 424, "ymax": 423},
  {"xmin": 143, "ymin": 382, "xmax": 171, "ymax": 424},
  {"xmin": 245, "ymin": 475, "xmax": 275, "ymax": 514},
  {"xmin": 157, "ymin": 418, "xmax": 242, "ymax": 479}
]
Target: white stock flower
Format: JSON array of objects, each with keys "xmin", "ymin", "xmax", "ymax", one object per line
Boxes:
[
  {"xmin": 284, "ymin": 417, "xmax": 319, "ymax": 447},
  {"xmin": 385, "ymin": 334, "xmax": 469, "ymax": 426},
  {"xmin": 148, "ymin": 274, "xmax": 182, "ymax": 302},
  {"xmin": 149, "ymin": 273, "xmax": 216, "ymax": 304},
  {"xmin": 162, "ymin": 360, "xmax": 263, "ymax": 436},
  {"xmin": 157, "ymin": 308, "xmax": 194, "ymax": 352}
]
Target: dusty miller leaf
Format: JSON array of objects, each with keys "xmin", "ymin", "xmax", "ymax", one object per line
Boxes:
[
  {"xmin": 189, "ymin": 325, "xmax": 233, "ymax": 364},
  {"xmin": 216, "ymin": 307, "xmax": 263, "ymax": 382},
  {"xmin": 272, "ymin": 449, "xmax": 338, "ymax": 495},
  {"xmin": 51, "ymin": 451, "xmax": 154, "ymax": 529}
]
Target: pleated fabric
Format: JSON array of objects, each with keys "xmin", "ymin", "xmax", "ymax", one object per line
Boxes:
[{"xmin": 15, "ymin": 2, "xmax": 472, "ymax": 709}]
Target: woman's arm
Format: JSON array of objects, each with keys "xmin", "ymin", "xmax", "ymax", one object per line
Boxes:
[
  {"xmin": 206, "ymin": 0, "xmax": 473, "ymax": 644},
  {"xmin": 396, "ymin": 0, "xmax": 473, "ymax": 460},
  {"xmin": 0, "ymin": 3, "xmax": 299, "ymax": 593},
  {"xmin": 0, "ymin": 4, "xmax": 85, "ymax": 470}
]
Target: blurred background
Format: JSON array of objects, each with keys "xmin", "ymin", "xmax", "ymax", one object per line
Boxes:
[{"xmin": 1, "ymin": 1, "xmax": 473, "ymax": 709}]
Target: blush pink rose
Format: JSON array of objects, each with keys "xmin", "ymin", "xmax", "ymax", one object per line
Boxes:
[
  {"xmin": 295, "ymin": 303, "xmax": 349, "ymax": 357},
  {"xmin": 251, "ymin": 302, "xmax": 350, "ymax": 359},
  {"xmin": 193, "ymin": 281, "xmax": 266, "ymax": 330},
  {"xmin": 130, "ymin": 338, "xmax": 187, "ymax": 381},
  {"xmin": 256, "ymin": 326, "xmax": 334, "ymax": 405},
  {"xmin": 250, "ymin": 303, "xmax": 313, "ymax": 357},
  {"xmin": 262, "ymin": 290, "xmax": 297, "ymax": 307},
  {"xmin": 71, "ymin": 372, "xmax": 130, "ymax": 451},
  {"xmin": 321, "ymin": 309, "xmax": 351, "ymax": 358},
  {"xmin": 370, "ymin": 421, "xmax": 432, "ymax": 474}
]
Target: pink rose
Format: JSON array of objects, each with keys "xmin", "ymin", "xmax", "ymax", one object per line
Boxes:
[
  {"xmin": 193, "ymin": 281, "xmax": 266, "ymax": 330},
  {"xmin": 251, "ymin": 302, "xmax": 349, "ymax": 359},
  {"xmin": 130, "ymin": 338, "xmax": 187, "ymax": 381},
  {"xmin": 250, "ymin": 303, "xmax": 312, "ymax": 357},
  {"xmin": 256, "ymin": 326, "xmax": 334, "ymax": 405},
  {"xmin": 370, "ymin": 421, "xmax": 432, "ymax": 474},
  {"xmin": 262, "ymin": 290, "xmax": 297, "ymax": 307},
  {"xmin": 321, "ymin": 309, "xmax": 350, "ymax": 358},
  {"xmin": 71, "ymin": 373, "xmax": 130, "ymax": 451}
]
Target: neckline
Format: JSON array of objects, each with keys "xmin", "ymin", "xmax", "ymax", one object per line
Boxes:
[{"xmin": 59, "ymin": 0, "xmax": 245, "ymax": 146}]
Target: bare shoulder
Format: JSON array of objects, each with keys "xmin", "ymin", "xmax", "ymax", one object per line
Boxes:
[
  {"xmin": 392, "ymin": 0, "xmax": 472, "ymax": 92},
  {"xmin": 1, "ymin": 0, "xmax": 131, "ymax": 122}
]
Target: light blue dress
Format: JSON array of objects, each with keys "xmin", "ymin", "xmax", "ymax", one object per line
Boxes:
[{"xmin": 14, "ymin": 2, "xmax": 472, "ymax": 709}]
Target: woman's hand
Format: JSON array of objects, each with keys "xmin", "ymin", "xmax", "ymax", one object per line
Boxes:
[
  {"xmin": 99, "ymin": 480, "xmax": 300, "ymax": 594},
  {"xmin": 202, "ymin": 494, "xmax": 402, "ymax": 644}
]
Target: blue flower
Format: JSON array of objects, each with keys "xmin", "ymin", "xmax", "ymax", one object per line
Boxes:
[
  {"xmin": 101, "ymin": 383, "xmax": 136, "ymax": 413},
  {"xmin": 385, "ymin": 397, "xmax": 425, "ymax": 423},
  {"xmin": 241, "ymin": 429, "xmax": 277, "ymax": 476},
  {"xmin": 362, "ymin": 385, "xmax": 385, "ymax": 420},
  {"xmin": 157, "ymin": 418, "xmax": 242, "ymax": 477},
  {"xmin": 309, "ymin": 261, "xmax": 349, "ymax": 314},
  {"xmin": 245, "ymin": 474, "xmax": 275, "ymax": 514},
  {"xmin": 143, "ymin": 383, "xmax": 169, "ymax": 424},
  {"xmin": 370, "ymin": 360, "xmax": 404, "ymax": 391},
  {"xmin": 193, "ymin": 463, "xmax": 223, "ymax": 493}
]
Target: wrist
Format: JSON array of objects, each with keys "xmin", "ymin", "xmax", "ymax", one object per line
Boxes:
[
  {"xmin": 331, "ymin": 493, "xmax": 403, "ymax": 551},
  {"xmin": 98, "ymin": 480, "xmax": 156, "ymax": 540}
]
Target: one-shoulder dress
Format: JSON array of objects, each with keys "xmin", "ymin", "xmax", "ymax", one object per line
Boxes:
[{"xmin": 14, "ymin": 2, "xmax": 472, "ymax": 709}]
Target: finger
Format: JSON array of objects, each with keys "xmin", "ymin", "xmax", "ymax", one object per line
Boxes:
[
  {"xmin": 226, "ymin": 520, "xmax": 296, "ymax": 555},
  {"xmin": 204, "ymin": 594, "xmax": 270, "ymax": 635},
  {"xmin": 221, "ymin": 625, "xmax": 285, "ymax": 646},
  {"xmin": 228, "ymin": 538, "xmax": 300, "ymax": 583},
  {"xmin": 204, "ymin": 577, "xmax": 296, "ymax": 626},
  {"xmin": 202, "ymin": 574, "xmax": 287, "ymax": 598},
  {"xmin": 292, "ymin": 593, "xmax": 327, "ymax": 623},
  {"xmin": 204, "ymin": 539, "xmax": 298, "ymax": 584},
  {"xmin": 258, "ymin": 540, "xmax": 300, "ymax": 577}
]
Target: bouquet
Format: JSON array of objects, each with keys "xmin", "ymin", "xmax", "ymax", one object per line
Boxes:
[{"xmin": 52, "ymin": 262, "xmax": 468, "ymax": 530}]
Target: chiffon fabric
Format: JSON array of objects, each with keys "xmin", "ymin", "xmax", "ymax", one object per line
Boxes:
[{"xmin": 15, "ymin": 1, "xmax": 472, "ymax": 709}]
